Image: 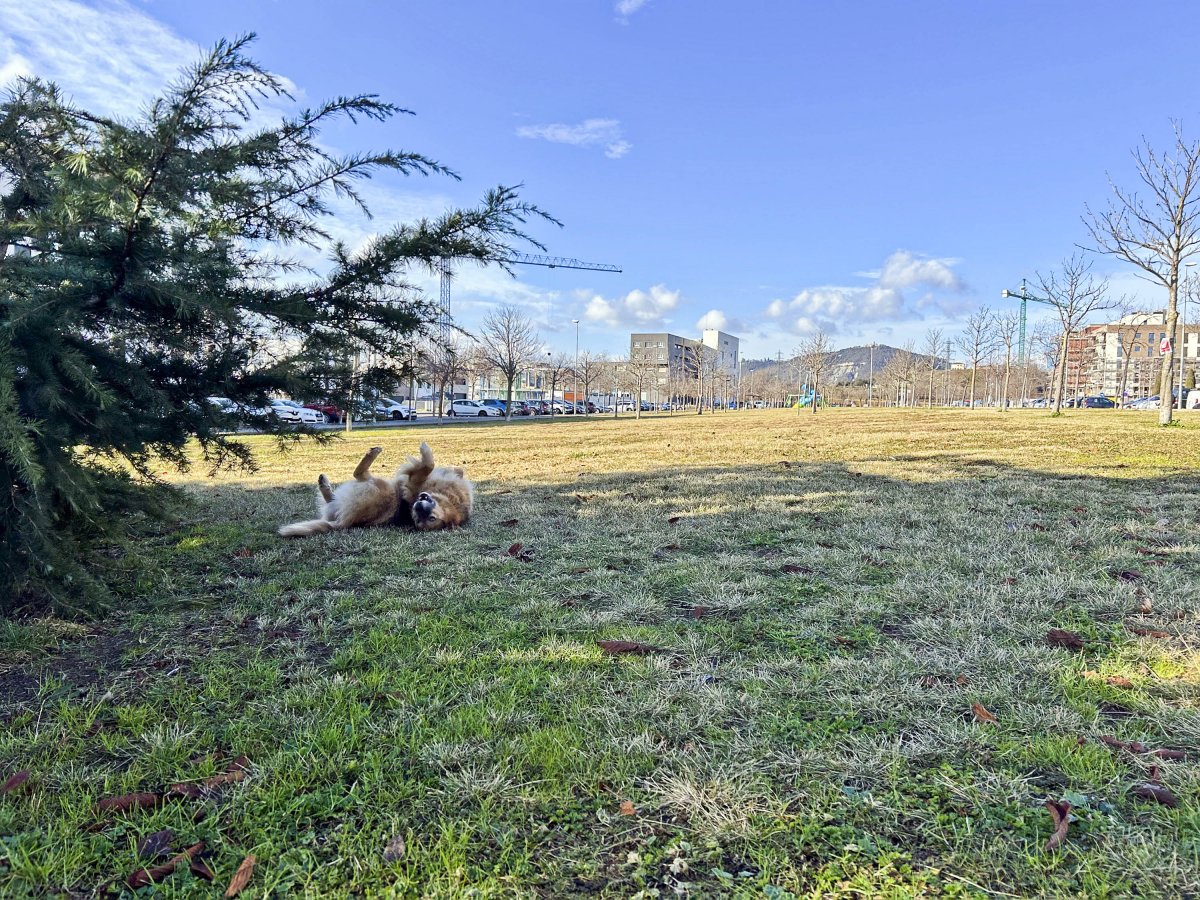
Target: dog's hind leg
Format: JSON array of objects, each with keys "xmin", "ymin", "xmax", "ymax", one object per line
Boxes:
[
  {"xmin": 317, "ymin": 474, "xmax": 334, "ymax": 503},
  {"xmin": 352, "ymin": 446, "xmax": 383, "ymax": 481},
  {"xmin": 398, "ymin": 442, "xmax": 436, "ymax": 495}
]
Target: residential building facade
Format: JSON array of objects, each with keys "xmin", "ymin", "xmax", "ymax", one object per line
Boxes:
[{"xmin": 1074, "ymin": 311, "xmax": 1200, "ymax": 399}]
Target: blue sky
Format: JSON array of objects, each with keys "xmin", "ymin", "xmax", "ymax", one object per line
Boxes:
[{"xmin": 4, "ymin": 0, "xmax": 1200, "ymax": 359}]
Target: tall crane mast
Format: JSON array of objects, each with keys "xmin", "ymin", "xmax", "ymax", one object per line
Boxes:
[{"xmin": 437, "ymin": 253, "xmax": 621, "ymax": 342}]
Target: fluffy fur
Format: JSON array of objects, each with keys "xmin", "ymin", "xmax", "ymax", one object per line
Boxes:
[{"xmin": 277, "ymin": 442, "xmax": 473, "ymax": 537}]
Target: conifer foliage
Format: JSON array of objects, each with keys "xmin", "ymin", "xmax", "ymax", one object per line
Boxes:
[{"xmin": 0, "ymin": 35, "xmax": 552, "ymax": 611}]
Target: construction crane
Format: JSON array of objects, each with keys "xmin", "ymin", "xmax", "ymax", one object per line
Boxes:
[
  {"xmin": 437, "ymin": 253, "xmax": 622, "ymax": 342},
  {"xmin": 1001, "ymin": 278, "xmax": 1054, "ymax": 365}
]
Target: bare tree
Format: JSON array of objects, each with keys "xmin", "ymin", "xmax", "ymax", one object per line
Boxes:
[
  {"xmin": 956, "ymin": 306, "xmax": 996, "ymax": 409},
  {"xmin": 796, "ymin": 331, "xmax": 832, "ymax": 414},
  {"xmin": 623, "ymin": 348, "xmax": 657, "ymax": 419},
  {"xmin": 1085, "ymin": 125, "xmax": 1200, "ymax": 424},
  {"xmin": 1034, "ymin": 255, "xmax": 1115, "ymax": 414},
  {"xmin": 543, "ymin": 351, "xmax": 573, "ymax": 415},
  {"xmin": 991, "ymin": 311, "xmax": 1020, "ymax": 410},
  {"xmin": 922, "ymin": 328, "xmax": 944, "ymax": 408},
  {"xmin": 477, "ymin": 305, "xmax": 540, "ymax": 420},
  {"xmin": 576, "ymin": 351, "xmax": 602, "ymax": 416},
  {"xmin": 425, "ymin": 336, "xmax": 467, "ymax": 418}
]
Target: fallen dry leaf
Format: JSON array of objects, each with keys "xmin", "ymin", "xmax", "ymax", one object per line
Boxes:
[
  {"xmin": 688, "ymin": 606, "xmax": 709, "ymax": 619},
  {"xmin": 1131, "ymin": 783, "xmax": 1179, "ymax": 807},
  {"xmin": 168, "ymin": 756, "xmax": 250, "ymax": 797},
  {"xmin": 1, "ymin": 770, "xmax": 30, "ymax": 795},
  {"xmin": 499, "ymin": 519, "xmax": 518, "ymax": 527},
  {"xmin": 1046, "ymin": 629, "xmax": 1085, "ymax": 650},
  {"xmin": 1150, "ymin": 748, "xmax": 1186, "ymax": 760},
  {"xmin": 597, "ymin": 640, "xmax": 662, "ymax": 655},
  {"xmin": 1027, "ymin": 522, "xmax": 1048, "ymax": 532},
  {"xmin": 224, "ymin": 854, "xmax": 256, "ymax": 898},
  {"xmin": 505, "ymin": 542, "xmax": 534, "ymax": 562},
  {"xmin": 1106, "ymin": 675, "xmax": 1135, "ymax": 688},
  {"xmin": 667, "ymin": 516, "xmax": 682, "ymax": 524},
  {"xmin": 1044, "ymin": 799, "xmax": 1071, "ymax": 852},
  {"xmin": 232, "ymin": 548, "xmax": 252, "ymax": 558},
  {"xmin": 618, "ymin": 800, "xmax": 636, "ymax": 816},
  {"xmin": 780, "ymin": 563, "xmax": 813, "ymax": 575},
  {"xmin": 1110, "ymin": 569, "xmax": 1142, "ymax": 582},
  {"xmin": 971, "ymin": 702, "xmax": 998, "ymax": 724},
  {"xmin": 98, "ymin": 792, "xmax": 161, "ymax": 814},
  {"xmin": 1127, "ymin": 625, "xmax": 1170, "ymax": 639},
  {"xmin": 383, "ymin": 834, "xmax": 406, "ymax": 863},
  {"xmin": 136, "ymin": 829, "xmax": 175, "ymax": 860},
  {"xmin": 659, "ymin": 542, "xmax": 681, "ymax": 551},
  {"xmin": 126, "ymin": 841, "xmax": 204, "ymax": 890},
  {"xmin": 1099, "ymin": 735, "xmax": 1147, "ymax": 753},
  {"xmin": 190, "ymin": 857, "xmax": 216, "ymax": 882},
  {"xmin": 1000, "ymin": 576, "xmax": 1017, "ymax": 586}
]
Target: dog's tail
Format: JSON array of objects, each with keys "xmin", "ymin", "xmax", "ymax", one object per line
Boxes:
[
  {"xmin": 278, "ymin": 519, "xmax": 337, "ymax": 538},
  {"xmin": 398, "ymin": 442, "xmax": 436, "ymax": 494}
]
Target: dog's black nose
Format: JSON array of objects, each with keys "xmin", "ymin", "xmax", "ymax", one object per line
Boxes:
[{"xmin": 417, "ymin": 492, "xmax": 432, "ymax": 502}]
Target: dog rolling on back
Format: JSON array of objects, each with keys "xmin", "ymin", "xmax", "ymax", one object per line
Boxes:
[{"xmin": 278, "ymin": 442, "xmax": 472, "ymax": 537}]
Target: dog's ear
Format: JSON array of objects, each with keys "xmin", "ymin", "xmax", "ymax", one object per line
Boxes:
[{"xmin": 451, "ymin": 466, "xmax": 465, "ymax": 478}]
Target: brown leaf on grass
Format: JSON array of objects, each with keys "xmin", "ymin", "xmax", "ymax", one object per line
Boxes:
[
  {"xmin": 971, "ymin": 702, "xmax": 998, "ymax": 724},
  {"xmin": 499, "ymin": 519, "xmax": 518, "ymax": 527},
  {"xmin": 190, "ymin": 857, "xmax": 216, "ymax": 881},
  {"xmin": 667, "ymin": 516, "xmax": 682, "ymax": 524},
  {"xmin": 1150, "ymin": 748, "xmax": 1186, "ymax": 760},
  {"xmin": 1134, "ymin": 547, "xmax": 1166, "ymax": 557},
  {"xmin": 1045, "ymin": 629, "xmax": 1085, "ymax": 650},
  {"xmin": 1110, "ymin": 569, "xmax": 1142, "ymax": 582},
  {"xmin": 505, "ymin": 542, "xmax": 534, "ymax": 562},
  {"xmin": 1106, "ymin": 675, "xmax": 1135, "ymax": 689},
  {"xmin": 597, "ymin": 640, "xmax": 662, "ymax": 655},
  {"xmin": 126, "ymin": 841, "xmax": 204, "ymax": 890},
  {"xmin": 1099, "ymin": 735, "xmax": 1147, "ymax": 753},
  {"xmin": 168, "ymin": 755, "xmax": 250, "ymax": 797},
  {"xmin": 1000, "ymin": 576, "xmax": 1017, "ymax": 586},
  {"xmin": 136, "ymin": 829, "xmax": 175, "ymax": 860},
  {"xmin": 1132, "ymin": 783, "xmax": 1179, "ymax": 807},
  {"xmin": 780, "ymin": 563, "xmax": 813, "ymax": 575},
  {"xmin": 1044, "ymin": 800, "xmax": 1071, "ymax": 852},
  {"xmin": 816, "ymin": 541, "xmax": 836, "ymax": 549},
  {"xmin": 1072, "ymin": 506, "xmax": 1088, "ymax": 513},
  {"xmin": 224, "ymin": 854, "xmax": 256, "ymax": 897},
  {"xmin": 659, "ymin": 543, "xmax": 681, "ymax": 551},
  {"xmin": 618, "ymin": 800, "xmax": 636, "ymax": 816},
  {"xmin": 1127, "ymin": 625, "xmax": 1170, "ymax": 639},
  {"xmin": 1, "ymin": 770, "xmax": 30, "ymax": 795},
  {"xmin": 1027, "ymin": 522, "xmax": 1048, "ymax": 532},
  {"xmin": 98, "ymin": 792, "xmax": 161, "ymax": 814},
  {"xmin": 688, "ymin": 606, "xmax": 709, "ymax": 619},
  {"xmin": 1134, "ymin": 505, "xmax": 1153, "ymax": 515},
  {"xmin": 382, "ymin": 834, "xmax": 406, "ymax": 863},
  {"xmin": 232, "ymin": 548, "xmax": 252, "ymax": 558}
]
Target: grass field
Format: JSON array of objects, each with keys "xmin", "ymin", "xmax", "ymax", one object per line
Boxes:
[{"xmin": 2, "ymin": 409, "xmax": 1199, "ymax": 898}]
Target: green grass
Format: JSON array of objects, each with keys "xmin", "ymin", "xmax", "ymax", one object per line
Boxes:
[{"xmin": 2, "ymin": 409, "xmax": 1199, "ymax": 897}]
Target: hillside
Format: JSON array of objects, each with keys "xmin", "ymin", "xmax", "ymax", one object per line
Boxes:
[{"xmin": 743, "ymin": 344, "xmax": 943, "ymax": 383}]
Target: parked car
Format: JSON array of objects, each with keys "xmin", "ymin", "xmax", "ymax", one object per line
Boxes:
[
  {"xmin": 552, "ymin": 401, "xmax": 576, "ymax": 415},
  {"xmin": 1078, "ymin": 396, "xmax": 1116, "ymax": 409},
  {"xmin": 449, "ymin": 399, "xmax": 501, "ymax": 417},
  {"xmin": 596, "ymin": 404, "xmax": 614, "ymax": 413},
  {"xmin": 304, "ymin": 402, "xmax": 344, "ymax": 423},
  {"xmin": 376, "ymin": 399, "xmax": 417, "ymax": 420},
  {"xmin": 1127, "ymin": 396, "xmax": 1158, "ymax": 409},
  {"xmin": 753, "ymin": 400, "xmax": 767, "ymax": 409},
  {"xmin": 271, "ymin": 399, "xmax": 324, "ymax": 424}
]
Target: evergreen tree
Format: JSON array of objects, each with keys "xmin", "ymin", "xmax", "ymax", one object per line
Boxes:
[{"xmin": 0, "ymin": 35, "xmax": 553, "ymax": 611}]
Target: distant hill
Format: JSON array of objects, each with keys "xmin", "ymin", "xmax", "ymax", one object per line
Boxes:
[{"xmin": 744, "ymin": 344, "xmax": 945, "ymax": 383}]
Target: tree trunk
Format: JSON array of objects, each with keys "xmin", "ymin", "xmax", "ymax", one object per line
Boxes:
[
  {"xmin": 1001, "ymin": 347, "xmax": 1011, "ymax": 410},
  {"xmin": 505, "ymin": 377, "xmax": 513, "ymax": 420},
  {"xmin": 969, "ymin": 365, "xmax": 978, "ymax": 409},
  {"xmin": 1160, "ymin": 285, "xmax": 1180, "ymax": 425},
  {"xmin": 1053, "ymin": 331, "xmax": 1070, "ymax": 414}
]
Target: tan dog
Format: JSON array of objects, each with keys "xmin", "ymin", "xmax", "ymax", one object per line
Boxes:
[{"xmin": 277, "ymin": 442, "xmax": 473, "ymax": 537}]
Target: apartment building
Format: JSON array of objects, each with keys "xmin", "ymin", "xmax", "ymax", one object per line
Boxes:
[{"xmin": 1075, "ymin": 311, "xmax": 1200, "ymax": 398}]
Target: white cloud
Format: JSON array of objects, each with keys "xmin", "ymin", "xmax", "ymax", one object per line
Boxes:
[
  {"xmin": 696, "ymin": 309, "xmax": 746, "ymax": 333},
  {"xmin": 615, "ymin": 0, "xmax": 651, "ymax": 20},
  {"xmin": 582, "ymin": 284, "xmax": 680, "ymax": 328},
  {"xmin": 765, "ymin": 249, "xmax": 964, "ymax": 337},
  {"xmin": 0, "ymin": 0, "xmax": 199, "ymax": 117},
  {"xmin": 516, "ymin": 118, "xmax": 632, "ymax": 159},
  {"xmin": 876, "ymin": 250, "xmax": 964, "ymax": 292}
]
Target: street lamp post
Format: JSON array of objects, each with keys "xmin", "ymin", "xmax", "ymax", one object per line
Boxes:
[{"xmin": 572, "ymin": 318, "xmax": 580, "ymax": 415}]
